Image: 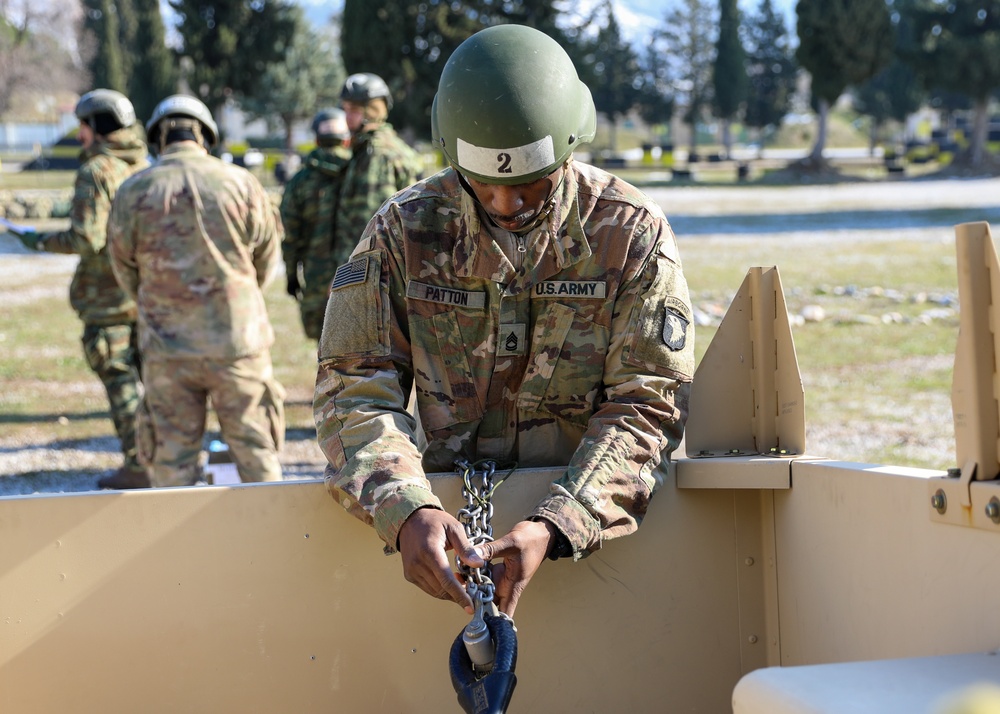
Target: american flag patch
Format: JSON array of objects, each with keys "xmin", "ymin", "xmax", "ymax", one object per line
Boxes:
[{"xmin": 331, "ymin": 257, "xmax": 369, "ymax": 291}]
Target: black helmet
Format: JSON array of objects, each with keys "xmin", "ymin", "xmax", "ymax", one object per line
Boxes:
[
  {"xmin": 311, "ymin": 107, "xmax": 350, "ymax": 142},
  {"xmin": 432, "ymin": 25, "xmax": 596, "ymax": 185},
  {"xmin": 340, "ymin": 73, "xmax": 393, "ymax": 111}
]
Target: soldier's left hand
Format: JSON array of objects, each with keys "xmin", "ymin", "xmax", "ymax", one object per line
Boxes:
[
  {"xmin": 17, "ymin": 231, "xmax": 44, "ymax": 251},
  {"xmin": 476, "ymin": 519, "xmax": 557, "ymax": 617}
]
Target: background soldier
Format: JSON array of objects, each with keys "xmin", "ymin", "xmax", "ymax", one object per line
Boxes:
[
  {"xmin": 17, "ymin": 89, "xmax": 151, "ymax": 490},
  {"xmin": 336, "ymin": 73, "xmax": 423, "ymax": 265},
  {"xmin": 279, "ymin": 107, "xmax": 352, "ymax": 341},
  {"xmin": 108, "ymin": 95, "xmax": 286, "ymax": 487},
  {"xmin": 315, "ymin": 26, "xmax": 694, "ymax": 618}
]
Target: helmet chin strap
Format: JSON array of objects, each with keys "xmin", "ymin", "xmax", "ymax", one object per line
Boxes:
[{"xmin": 457, "ymin": 162, "xmax": 568, "ymax": 236}]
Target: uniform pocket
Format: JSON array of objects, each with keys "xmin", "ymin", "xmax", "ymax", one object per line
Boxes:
[
  {"xmin": 410, "ymin": 311, "xmax": 482, "ymax": 431},
  {"xmin": 519, "ymin": 302, "xmax": 608, "ymax": 426}
]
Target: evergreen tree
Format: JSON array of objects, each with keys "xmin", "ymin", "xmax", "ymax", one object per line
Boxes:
[
  {"xmin": 170, "ymin": 0, "xmax": 298, "ymax": 119},
  {"xmin": 83, "ymin": 0, "xmax": 127, "ymax": 92},
  {"xmin": 128, "ymin": 0, "xmax": 177, "ymax": 122},
  {"xmin": 340, "ymin": 0, "xmax": 575, "ymax": 140},
  {"xmin": 712, "ymin": 0, "xmax": 748, "ymax": 157},
  {"xmin": 242, "ymin": 10, "xmax": 344, "ymax": 150},
  {"xmin": 116, "ymin": 0, "xmax": 138, "ymax": 83},
  {"xmin": 743, "ymin": 0, "xmax": 795, "ymax": 154},
  {"xmin": 651, "ymin": 0, "xmax": 716, "ymax": 160},
  {"xmin": 895, "ymin": 0, "xmax": 1000, "ymax": 167},
  {"xmin": 796, "ymin": 0, "xmax": 893, "ymax": 163},
  {"xmin": 635, "ymin": 43, "xmax": 676, "ymax": 144},
  {"xmin": 854, "ymin": 58, "xmax": 922, "ymax": 154},
  {"xmin": 577, "ymin": 1, "xmax": 641, "ymax": 151}
]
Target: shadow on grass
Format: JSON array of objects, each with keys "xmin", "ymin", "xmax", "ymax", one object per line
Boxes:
[
  {"xmin": 0, "ymin": 411, "xmax": 110, "ymax": 425},
  {"xmin": 671, "ymin": 205, "xmax": 1000, "ymax": 236}
]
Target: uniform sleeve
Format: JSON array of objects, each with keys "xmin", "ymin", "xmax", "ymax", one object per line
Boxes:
[
  {"xmin": 278, "ymin": 173, "xmax": 304, "ymax": 276},
  {"xmin": 248, "ymin": 178, "xmax": 282, "ymax": 289},
  {"xmin": 529, "ymin": 215, "xmax": 694, "ymax": 560},
  {"xmin": 41, "ymin": 164, "xmax": 110, "ymax": 256},
  {"xmin": 313, "ymin": 212, "xmax": 439, "ymax": 552},
  {"xmin": 107, "ymin": 186, "xmax": 139, "ymax": 299}
]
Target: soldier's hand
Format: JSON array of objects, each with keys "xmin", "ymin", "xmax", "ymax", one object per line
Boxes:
[
  {"xmin": 286, "ymin": 272, "xmax": 300, "ymax": 297},
  {"xmin": 398, "ymin": 507, "xmax": 484, "ymax": 614},
  {"xmin": 17, "ymin": 231, "xmax": 44, "ymax": 251},
  {"xmin": 476, "ymin": 519, "xmax": 557, "ymax": 617}
]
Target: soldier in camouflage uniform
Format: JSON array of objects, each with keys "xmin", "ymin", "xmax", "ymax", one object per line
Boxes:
[
  {"xmin": 335, "ymin": 73, "xmax": 423, "ymax": 266},
  {"xmin": 108, "ymin": 95, "xmax": 286, "ymax": 488},
  {"xmin": 18, "ymin": 89, "xmax": 151, "ymax": 490},
  {"xmin": 279, "ymin": 108, "xmax": 352, "ymax": 340},
  {"xmin": 315, "ymin": 26, "xmax": 694, "ymax": 617}
]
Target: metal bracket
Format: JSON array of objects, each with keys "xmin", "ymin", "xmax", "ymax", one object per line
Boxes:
[
  {"xmin": 685, "ymin": 266, "xmax": 805, "ymax": 460},
  {"xmin": 930, "ymin": 222, "xmax": 1000, "ymax": 531}
]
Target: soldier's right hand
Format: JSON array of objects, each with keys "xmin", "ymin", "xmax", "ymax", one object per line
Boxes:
[
  {"xmin": 398, "ymin": 506, "xmax": 484, "ymax": 614},
  {"xmin": 286, "ymin": 272, "xmax": 300, "ymax": 297}
]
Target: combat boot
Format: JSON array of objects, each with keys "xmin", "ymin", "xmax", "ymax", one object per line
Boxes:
[{"xmin": 97, "ymin": 465, "xmax": 152, "ymax": 490}]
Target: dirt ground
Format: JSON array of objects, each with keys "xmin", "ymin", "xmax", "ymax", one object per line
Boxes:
[{"xmin": 3, "ymin": 174, "xmax": 999, "ymax": 495}]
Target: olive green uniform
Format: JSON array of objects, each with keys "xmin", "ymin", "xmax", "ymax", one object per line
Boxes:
[
  {"xmin": 279, "ymin": 146, "xmax": 351, "ymax": 340},
  {"xmin": 38, "ymin": 125, "xmax": 149, "ymax": 471}
]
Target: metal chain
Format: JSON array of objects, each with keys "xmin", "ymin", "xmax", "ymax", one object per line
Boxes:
[{"xmin": 455, "ymin": 459, "xmax": 498, "ymax": 609}]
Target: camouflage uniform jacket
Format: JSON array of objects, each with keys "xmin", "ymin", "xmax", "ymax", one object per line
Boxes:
[
  {"xmin": 41, "ymin": 126, "xmax": 149, "ymax": 325},
  {"xmin": 108, "ymin": 143, "xmax": 281, "ymax": 360},
  {"xmin": 334, "ymin": 123, "xmax": 423, "ymax": 261},
  {"xmin": 279, "ymin": 146, "xmax": 351, "ymax": 297},
  {"xmin": 315, "ymin": 160, "xmax": 695, "ymax": 560}
]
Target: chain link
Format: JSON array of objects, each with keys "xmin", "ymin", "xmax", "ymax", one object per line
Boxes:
[{"xmin": 454, "ymin": 459, "xmax": 513, "ymax": 607}]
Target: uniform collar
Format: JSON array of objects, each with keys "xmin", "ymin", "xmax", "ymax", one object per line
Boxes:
[{"xmin": 453, "ymin": 160, "xmax": 590, "ymax": 290}]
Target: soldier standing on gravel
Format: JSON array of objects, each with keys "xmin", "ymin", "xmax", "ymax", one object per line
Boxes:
[
  {"xmin": 108, "ymin": 95, "xmax": 286, "ymax": 487},
  {"xmin": 17, "ymin": 89, "xmax": 151, "ymax": 490},
  {"xmin": 314, "ymin": 26, "xmax": 694, "ymax": 618},
  {"xmin": 334, "ymin": 73, "xmax": 423, "ymax": 271},
  {"xmin": 279, "ymin": 107, "xmax": 352, "ymax": 341}
]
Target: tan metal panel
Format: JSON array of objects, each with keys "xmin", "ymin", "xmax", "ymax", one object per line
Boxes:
[
  {"xmin": 774, "ymin": 459, "xmax": 1000, "ymax": 666},
  {"xmin": 0, "ymin": 469, "xmax": 753, "ymax": 713}
]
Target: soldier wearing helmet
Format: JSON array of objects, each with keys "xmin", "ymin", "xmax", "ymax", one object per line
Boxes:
[
  {"xmin": 15, "ymin": 88, "xmax": 151, "ymax": 490},
  {"xmin": 333, "ymin": 72, "xmax": 423, "ymax": 284},
  {"xmin": 315, "ymin": 26, "xmax": 694, "ymax": 617},
  {"xmin": 108, "ymin": 94, "xmax": 286, "ymax": 488},
  {"xmin": 279, "ymin": 107, "xmax": 352, "ymax": 340}
]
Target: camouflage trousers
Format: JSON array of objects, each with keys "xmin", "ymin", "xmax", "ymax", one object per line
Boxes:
[
  {"xmin": 139, "ymin": 351, "xmax": 286, "ymax": 487},
  {"xmin": 81, "ymin": 322, "xmax": 142, "ymax": 469}
]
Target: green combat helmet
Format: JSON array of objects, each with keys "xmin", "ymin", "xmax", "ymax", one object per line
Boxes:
[
  {"xmin": 75, "ymin": 89, "xmax": 136, "ymax": 131},
  {"xmin": 431, "ymin": 24, "xmax": 596, "ymax": 186},
  {"xmin": 146, "ymin": 94, "xmax": 219, "ymax": 150},
  {"xmin": 340, "ymin": 73, "xmax": 393, "ymax": 110}
]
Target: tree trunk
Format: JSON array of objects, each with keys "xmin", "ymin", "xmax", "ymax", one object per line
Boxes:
[
  {"xmin": 809, "ymin": 98, "xmax": 828, "ymax": 162},
  {"xmin": 970, "ymin": 98, "xmax": 988, "ymax": 167},
  {"xmin": 721, "ymin": 119, "xmax": 732, "ymax": 159}
]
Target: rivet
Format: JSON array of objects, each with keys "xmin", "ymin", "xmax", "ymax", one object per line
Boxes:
[
  {"xmin": 744, "ymin": 557, "xmax": 755, "ymax": 566},
  {"xmin": 748, "ymin": 635, "xmax": 758, "ymax": 644},
  {"xmin": 986, "ymin": 498, "xmax": 1000, "ymax": 524}
]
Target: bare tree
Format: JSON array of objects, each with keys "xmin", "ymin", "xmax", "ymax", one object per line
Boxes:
[{"xmin": 0, "ymin": 0, "xmax": 87, "ymax": 118}]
